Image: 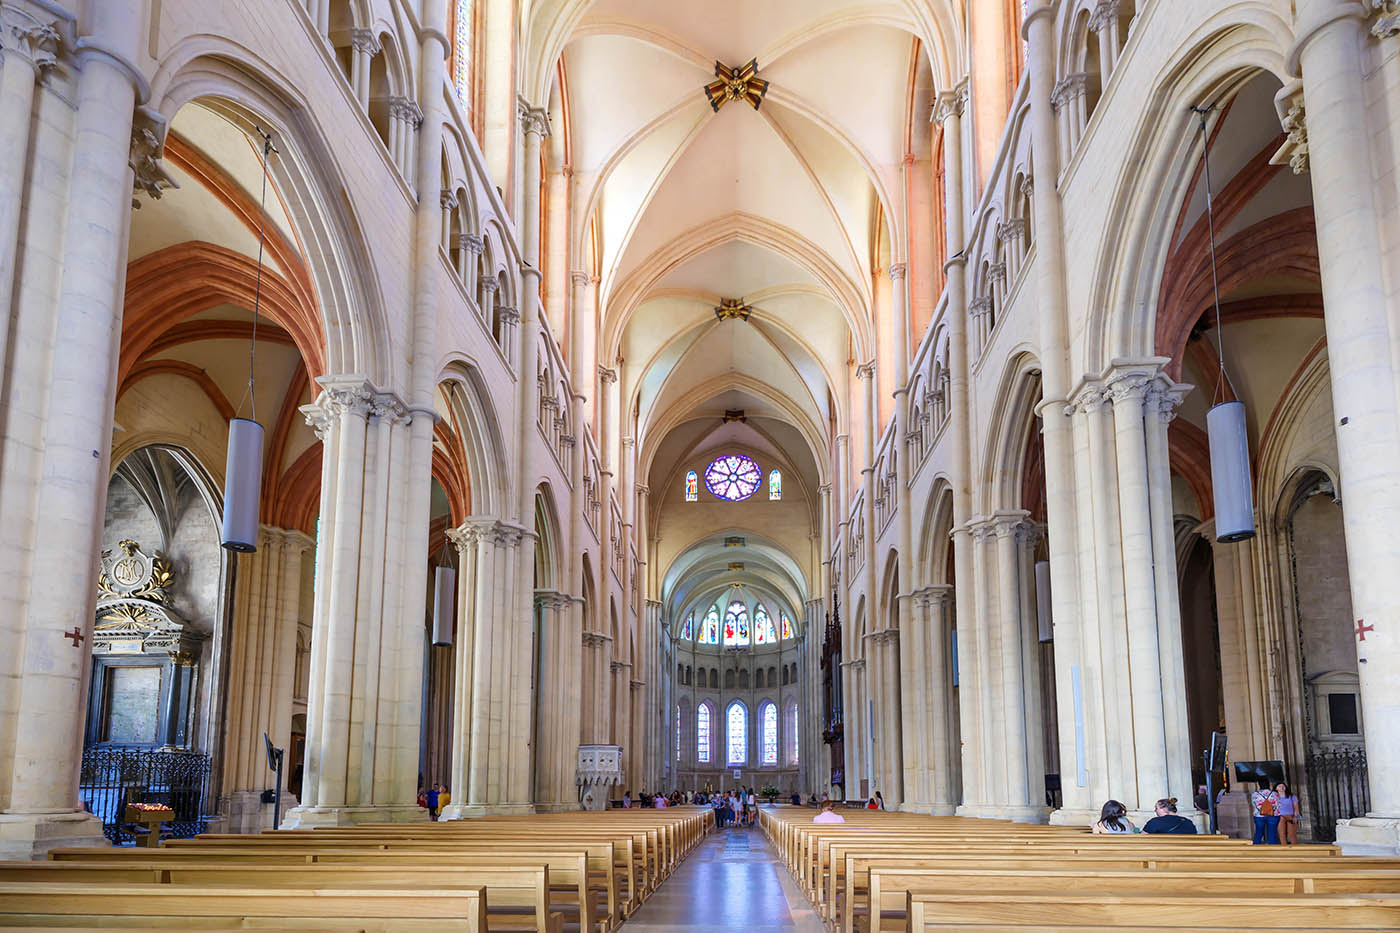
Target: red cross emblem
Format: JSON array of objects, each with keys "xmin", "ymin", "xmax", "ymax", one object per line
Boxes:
[{"xmin": 1355, "ymin": 619, "xmax": 1374, "ymax": 642}]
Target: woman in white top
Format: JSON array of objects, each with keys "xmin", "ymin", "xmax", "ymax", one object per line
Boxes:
[{"xmin": 1091, "ymin": 799, "xmax": 1134, "ymax": 834}]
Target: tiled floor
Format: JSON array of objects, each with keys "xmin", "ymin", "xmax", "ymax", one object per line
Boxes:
[{"xmin": 623, "ymin": 824, "xmax": 823, "ymax": 931}]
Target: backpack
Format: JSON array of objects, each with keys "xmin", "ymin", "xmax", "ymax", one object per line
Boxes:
[{"xmin": 1256, "ymin": 791, "xmax": 1276, "ymax": 816}]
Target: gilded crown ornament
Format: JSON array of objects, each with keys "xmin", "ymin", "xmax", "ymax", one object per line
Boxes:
[{"xmin": 715, "ymin": 298, "xmax": 753, "ymax": 322}]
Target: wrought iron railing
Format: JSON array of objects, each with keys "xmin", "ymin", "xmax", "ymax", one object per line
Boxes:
[
  {"xmin": 79, "ymin": 745, "xmax": 211, "ymax": 844},
  {"xmin": 1305, "ymin": 744, "xmax": 1370, "ymax": 842}
]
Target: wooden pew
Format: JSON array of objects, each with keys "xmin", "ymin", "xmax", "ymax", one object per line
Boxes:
[
  {"xmin": 0, "ymin": 881, "xmax": 488, "ymax": 931},
  {"xmin": 906, "ymin": 891, "xmax": 1400, "ymax": 930},
  {"xmin": 51, "ymin": 844, "xmax": 617, "ymax": 930},
  {"xmin": 866, "ymin": 866, "xmax": 1400, "ymax": 933}
]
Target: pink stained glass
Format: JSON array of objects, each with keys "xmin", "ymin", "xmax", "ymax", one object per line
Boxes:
[
  {"xmin": 791, "ymin": 704, "xmax": 799, "ymax": 763},
  {"xmin": 781, "ymin": 614, "xmax": 793, "ymax": 639},
  {"xmin": 761, "ymin": 702, "xmax": 777, "ymax": 765},
  {"xmin": 685, "ymin": 470, "xmax": 698, "ymax": 502},
  {"xmin": 704, "ymin": 454, "xmax": 762, "ymax": 501}
]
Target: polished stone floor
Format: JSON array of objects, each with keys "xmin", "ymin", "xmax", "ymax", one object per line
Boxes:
[{"xmin": 623, "ymin": 824, "xmax": 823, "ymax": 931}]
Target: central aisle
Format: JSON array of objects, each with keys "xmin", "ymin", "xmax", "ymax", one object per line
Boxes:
[{"xmin": 623, "ymin": 823, "xmax": 823, "ymax": 931}]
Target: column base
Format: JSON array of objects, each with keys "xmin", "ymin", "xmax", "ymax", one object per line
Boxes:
[
  {"xmin": 278, "ymin": 804, "xmax": 426, "ymax": 829},
  {"xmin": 928, "ymin": 803, "xmax": 959, "ymax": 816},
  {"xmin": 0, "ymin": 810, "xmax": 108, "ymax": 860},
  {"xmin": 985, "ymin": 804, "xmax": 1051, "ymax": 824},
  {"xmin": 1048, "ymin": 807, "xmax": 1101, "ymax": 829},
  {"xmin": 225, "ymin": 790, "xmax": 302, "ymax": 834},
  {"xmin": 439, "ymin": 802, "xmax": 537, "ymax": 820},
  {"xmin": 955, "ymin": 804, "xmax": 999, "ymax": 819},
  {"xmin": 1336, "ymin": 816, "xmax": 1400, "ymax": 856}
]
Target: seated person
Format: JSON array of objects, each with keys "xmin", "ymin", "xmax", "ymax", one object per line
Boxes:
[
  {"xmin": 813, "ymin": 799, "xmax": 845, "ymax": 824},
  {"xmin": 1143, "ymin": 797, "xmax": 1198, "ymax": 834},
  {"xmin": 1091, "ymin": 799, "xmax": 1135, "ymax": 834}
]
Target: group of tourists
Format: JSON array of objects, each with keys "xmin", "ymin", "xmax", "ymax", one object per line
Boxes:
[
  {"xmin": 709, "ymin": 788, "xmax": 758, "ymax": 827},
  {"xmin": 1091, "ymin": 781, "xmax": 1300, "ymax": 843},
  {"xmin": 415, "ymin": 783, "xmax": 451, "ymax": 820}
]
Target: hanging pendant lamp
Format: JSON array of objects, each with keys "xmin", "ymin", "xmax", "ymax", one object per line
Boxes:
[
  {"xmin": 432, "ymin": 534, "xmax": 456, "ymax": 647},
  {"xmin": 1193, "ymin": 106, "xmax": 1256, "ymax": 543},
  {"xmin": 221, "ymin": 128, "xmax": 278, "ymax": 552},
  {"xmin": 1034, "ymin": 559, "xmax": 1053, "ymax": 643}
]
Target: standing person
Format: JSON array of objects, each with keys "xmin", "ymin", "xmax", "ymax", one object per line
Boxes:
[
  {"xmin": 1092, "ymin": 799, "xmax": 1134, "ymax": 834},
  {"xmin": 426, "ymin": 783, "xmax": 441, "ymax": 821},
  {"xmin": 1251, "ymin": 783, "xmax": 1281, "ymax": 845},
  {"xmin": 813, "ymin": 799, "xmax": 845, "ymax": 824},
  {"xmin": 1142, "ymin": 798, "xmax": 1197, "ymax": 834},
  {"xmin": 745, "ymin": 787, "xmax": 757, "ymax": 825},
  {"xmin": 622, "ymin": 790, "xmax": 632, "ymax": 809},
  {"xmin": 1274, "ymin": 782, "xmax": 1300, "ymax": 845}
]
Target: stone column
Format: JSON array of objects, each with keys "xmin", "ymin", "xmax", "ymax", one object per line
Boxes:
[
  {"xmin": 348, "ymin": 28, "xmax": 379, "ymax": 110},
  {"xmin": 223, "ymin": 528, "xmax": 312, "ymax": 831},
  {"xmin": 283, "ymin": 381, "xmax": 427, "ymax": 828},
  {"xmin": 1050, "ymin": 74, "xmax": 1089, "ymax": 160},
  {"xmin": 993, "ymin": 511, "xmax": 1033, "ymax": 816},
  {"xmin": 388, "ymin": 96, "xmax": 423, "ymax": 187},
  {"xmin": 1291, "ymin": 0, "xmax": 1400, "ymax": 851},
  {"xmin": 1088, "ymin": 0, "xmax": 1122, "ymax": 87},
  {"xmin": 0, "ymin": 12, "xmax": 59, "ymax": 342},
  {"xmin": 969, "ymin": 520, "xmax": 999, "ymax": 812},
  {"xmin": 0, "ymin": 0, "xmax": 145, "ymax": 858},
  {"xmin": 922, "ymin": 585, "xmax": 957, "ymax": 814}
]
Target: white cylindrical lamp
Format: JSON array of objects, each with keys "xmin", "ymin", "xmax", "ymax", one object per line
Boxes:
[
  {"xmin": 432, "ymin": 565, "xmax": 456, "ymax": 646},
  {"xmin": 220, "ymin": 417, "xmax": 264, "ymax": 552},
  {"xmin": 1034, "ymin": 559, "xmax": 1053, "ymax": 643},
  {"xmin": 1207, "ymin": 400, "xmax": 1255, "ymax": 542}
]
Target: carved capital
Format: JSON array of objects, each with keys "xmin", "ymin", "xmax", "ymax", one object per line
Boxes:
[
  {"xmin": 987, "ymin": 261, "xmax": 1007, "ymax": 286},
  {"xmin": 1051, "ymin": 73, "xmax": 1089, "ymax": 111},
  {"xmin": 570, "ymin": 270, "xmax": 591, "ymax": 287},
  {"xmin": 1066, "ymin": 380, "xmax": 1109, "ymax": 416},
  {"xmin": 1088, "ymin": 0, "xmax": 1121, "ymax": 33},
  {"xmin": 518, "ymin": 97, "xmax": 552, "ymax": 138},
  {"xmin": 389, "ymin": 96, "xmax": 423, "ymax": 128},
  {"xmin": 1017, "ymin": 174, "xmax": 1034, "ymax": 200},
  {"xmin": 129, "ymin": 108, "xmax": 179, "ymax": 207},
  {"xmin": 855, "ymin": 360, "xmax": 876, "ymax": 381},
  {"xmin": 1271, "ymin": 89, "xmax": 1309, "ymax": 175},
  {"xmin": 996, "ymin": 218, "xmax": 1028, "ymax": 242},
  {"xmin": 598, "ymin": 365, "xmax": 618, "ymax": 385},
  {"xmin": 888, "ymin": 262, "xmax": 907, "ymax": 282},
  {"xmin": 1106, "ymin": 372, "xmax": 1154, "ymax": 406},
  {"xmin": 350, "ymin": 27, "xmax": 381, "ymax": 55},
  {"xmin": 462, "ymin": 233, "xmax": 485, "ymax": 255},
  {"xmin": 479, "ymin": 277, "xmax": 499, "ymax": 294},
  {"xmin": 969, "ymin": 295, "xmax": 993, "ymax": 316},
  {"xmin": 440, "ymin": 189, "xmax": 458, "ymax": 211},
  {"xmin": 932, "ymin": 83, "xmax": 968, "ymax": 123},
  {"xmin": 497, "ymin": 305, "xmax": 520, "ymax": 326},
  {"xmin": 1373, "ymin": 1, "xmax": 1400, "ymax": 39},
  {"xmin": 8, "ymin": 19, "xmax": 61, "ymax": 71},
  {"xmin": 1147, "ymin": 378, "xmax": 1192, "ymax": 424}
]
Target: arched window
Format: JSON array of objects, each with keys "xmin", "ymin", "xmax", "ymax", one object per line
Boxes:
[
  {"xmin": 788, "ymin": 701, "xmax": 799, "ymax": 764},
  {"xmin": 685, "ymin": 470, "xmax": 698, "ymax": 502},
  {"xmin": 675, "ymin": 705, "xmax": 682, "ymax": 761},
  {"xmin": 780, "ymin": 613, "xmax": 794, "ymax": 639},
  {"xmin": 760, "ymin": 701, "xmax": 777, "ymax": 765},
  {"xmin": 697, "ymin": 703, "xmax": 713, "ymax": 764},
  {"xmin": 699, "ymin": 604, "xmax": 720, "ymax": 644},
  {"xmin": 723, "ymin": 600, "xmax": 750, "ymax": 645},
  {"xmin": 452, "ymin": 0, "xmax": 474, "ymax": 105},
  {"xmin": 726, "ymin": 701, "xmax": 747, "ymax": 766},
  {"xmin": 679, "ymin": 613, "xmax": 693, "ymax": 641},
  {"xmin": 754, "ymin": 604, "xmax": 776, "ymax": 644},
  {"xmin": 769, "ymin": 469, "xmax": 781, "ymax": 500}
]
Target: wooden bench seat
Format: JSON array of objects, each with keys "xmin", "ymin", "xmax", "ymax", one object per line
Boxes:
[
  {"xmin": 0, "ymin": 881, "xmax": 489, "ymax": 931},
  {"xmin": 906, "ymin": 891, "xmax": 1400, "ymax": 930},
  {"xmin": 862, "ymin": 867, "xmax": 1400, "ymax": 933},
  {"xmin": 51, "ymin": 844, "xmax": 618, "ymax": 929}
]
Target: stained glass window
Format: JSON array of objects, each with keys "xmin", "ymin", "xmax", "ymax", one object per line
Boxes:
[
  {"xmin": 769, "ymin": 469, "xmax": 781, "ymax": 500},
  {"xmin": 675, "ymin": 706, "xmax": 682, "ymax": 761},
  {"xmin": 704, "ymin": 454, "xmax": 762, "ymax": 501},
  {"xmin": 780, "ymin": 613, "xmax": 794, "ymax": 640},
  {"xmin": 697, "ymin": 703, "xmax": 712, "ymax": 763},
  {"xmin": 699, "ymin": 605, "xmax": 720, "ymax": 644},
  {"xmin": 453, "ymin": 0, "xmax": 472, "ymax": 103},
  {"xmin": 684, "ymin": 470, "xmax": 698, "ymax": 502},
  {"xmin": 723, "ymin": 600, "xmax": 749, "ymax": 645},
  {"xmin": 754, "ymin": 604, "xmax": 776, "ymax": 644},
  {"xmin": 726, "ymin": 701, "xmax": 747, "ymax": 766},
  {"xmin": 790, "ymin": 703, "xmax": 799, "ymax": 763},
  {"xmin": 760, "ymin": 701, "xmax": 777, "ymax": 765},
  {"xmin": 679, "ymin": 613, "xmax": 693, "ymax": 641}
]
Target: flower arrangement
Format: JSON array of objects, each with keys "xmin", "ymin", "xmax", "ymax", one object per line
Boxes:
[{"xmin": 761, "ymin": 785, "xmax": 781, "ymax": 802}]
